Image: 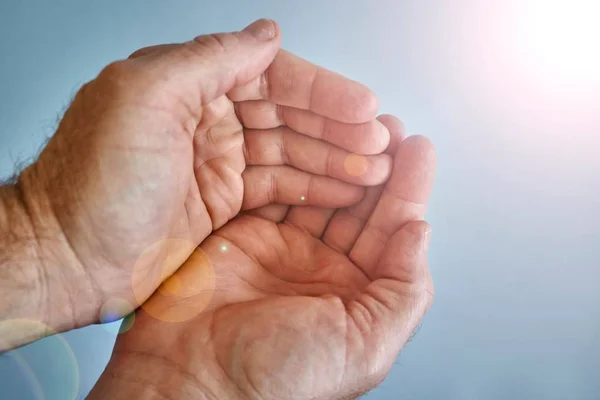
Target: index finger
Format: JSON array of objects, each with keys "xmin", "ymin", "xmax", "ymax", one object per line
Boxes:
[{"xmin": 228, "ymin": 50, "xmax": 379, "ymax": 124}]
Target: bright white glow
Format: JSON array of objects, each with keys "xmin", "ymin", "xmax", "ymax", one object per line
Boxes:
[{"xmin": 519, "ymin": 0, "xmax": 600, "ymax": 84}]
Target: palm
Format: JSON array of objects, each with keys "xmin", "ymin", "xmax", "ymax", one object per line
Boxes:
[
  {"xmin": 208, "ymin": 216, "xmax": 368, "ymax": 302},
  {"xmin": 192, "ymin": 216, "xmax": 373, "ymax": 399},
  {"xmin": 106, "ymin": 130, "xmax": 436, "ymax": 400}
]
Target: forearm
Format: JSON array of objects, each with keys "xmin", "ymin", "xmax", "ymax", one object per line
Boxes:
[{"xmin": 0, "ymin": 173, "xmax": 88, "ymax": 350}]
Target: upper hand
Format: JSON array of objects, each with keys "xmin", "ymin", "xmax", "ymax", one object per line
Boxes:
[{"xmin": 16, "ymin": 19, "xmax": 391, "ymax": 331}]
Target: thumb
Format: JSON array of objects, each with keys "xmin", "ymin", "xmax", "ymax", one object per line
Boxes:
[
  {"xmin": 128, "ymin": 19, "xmax": 281, "ymax": 112},
  {"xmin": 347, "ymin": 220, "xmax": 433, "ymax": 384},
  {"xmin": 371, "ymin": 220, "xmax": 433, "ymax": 338},
  {"xmin": 186, "ymin": 19, "xmax": 281, "ymax": 103}
]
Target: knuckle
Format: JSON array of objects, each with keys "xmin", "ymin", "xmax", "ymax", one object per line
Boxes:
[
  {"xmin": 96, "ymin": 60, "xmax": 137, "ymax": 96},
  {"xmin": 99, "ymin": 60, "xmax": 131, "ymax": 80},
  {"xmin": 128, "ymin": 47, "xmax": 149, "ymax": 59},
  {"xmin": 190, "ymin": 33, "xmax": 238, "ymax": 57}
]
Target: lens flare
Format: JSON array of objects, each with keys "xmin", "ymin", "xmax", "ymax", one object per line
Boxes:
[
  {"xmin": 344, "ymin": 153, "xmax": 369, "ymax": 177},
  {"xmin": 99, "ymin": 298, "xmax": 133, "ymax": 324},
  {"xmin": 99, "ymin": 298, "xmax": 136, "ymax": 334},
  {"xmin": 132, "ymin": 239, "xmax": 215, "ymax": 323},
  {"xmin": 2, "ymin": 351, "xmax": 44, "ymax": 399},
  {"xmin": 0, "ymin": 319, "xmax": 79, "ymax": 399},
  {"xmin": 118, "ymin": 312, "xmax": 136, "ymax": 334}
]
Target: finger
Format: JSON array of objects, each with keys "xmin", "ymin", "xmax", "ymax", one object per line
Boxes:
[
  {"xmin": 284, "ymin": 206, "xmax": 336, "ymax": 237},
  {"xmin": 236, "ymin": 101, "xmax": 390, "ymax": 154},
  {"xmin": 243, "ymin": 127, "xmax": 392, "ymax": 186},
  {"xmin": 242, "ymin": 166, "xmax": 365, "ymax": 210},
  {"xmin": 280, "ymin": 114, "xmax": 404, "ymax": 239},
  {"xmin": 346, "ymin": 221, "xmax": 433, "ymax": 382},
  {"xmin": 245, "ymin": 204, "xmax": 290, "ymax": 223},
  {"xmin": 228, "ymin": 50, "xmax": 379, "ymax": 123},
  {"xmin": 322, "ymin": 115, "xmax": 408, "ymax": 251},
  {"xmin": 349, "ymin": 135, "xmax": 436, "ymax": 278},
  {"xmin": 376, "ymin": 114, "xmax": 407, "ymax": 155},
  {"xmin": 321, "ymin": 186, "xmax": 384, "ymax": 252}
]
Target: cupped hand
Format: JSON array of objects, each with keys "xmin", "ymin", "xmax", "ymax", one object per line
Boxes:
[
  {"xmin": 91, "ymin": 116, "xmax": 436, "ymax": 400},
  {"xmin": 16, "ymin": 19, "xmax": 391, "ymax": 331}
]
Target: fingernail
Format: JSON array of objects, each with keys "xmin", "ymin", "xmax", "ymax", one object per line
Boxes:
[{"xmin": 243, "ymin": 19, "xmax": 276, "ymax": 41}]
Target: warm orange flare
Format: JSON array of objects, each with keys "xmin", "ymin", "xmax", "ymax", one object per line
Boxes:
[{"xmin": 344, "ymin": 153, "xmax": 369, "ymax": 177}]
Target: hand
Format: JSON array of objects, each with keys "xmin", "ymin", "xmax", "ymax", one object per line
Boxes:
[
  {"xmin": 8, "ymin": 19, "xmax": 391, "ymax": 339},
  {"xmin": 90, "ymin": 116, "xmax": 436, "ymax": 400}
]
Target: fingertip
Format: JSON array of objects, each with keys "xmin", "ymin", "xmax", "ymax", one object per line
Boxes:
[
  {"xmin": 361, "ymin": 88, "xmax": 380, "ymax": 122},
  {"xmin": 331, "ymin": 80, "xmax": 379, "ymax": 124},
  {"xmin": 367, "ymin": 119, "xmax": 391, "ymax": 155},
  {"xmin": 349, "ymin": 184, "xmax": 366, "ymax": 204},
  {"xmin": 242, "ymin": 18, "xmax": 279, "ymax": 41},
  {"xmin": 401, "ymin": 134, "xmax": 435, "ymax": 153},
  {"xmin": 363, "ymin": 153, "xmax": 393, "ymax": 186},
  {"xmin": 271, "ymin": 19, "xmax": 282, "ymax": 40},
  {"xmin": 376, "ymin": 114, "xmax": 407, "ymax": 155},
  {"xmin": 394, "ymin": 134, "xmax": 437, "ymax": 175},
  {"xmin": 353, "ymin": 87, "xmax": 380, "ymax": 124}
]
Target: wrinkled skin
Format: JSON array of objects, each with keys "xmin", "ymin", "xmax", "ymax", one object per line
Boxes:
[
  {"xmin": 15, "ymin": 20, "xmax": 392, "ymax": 332},
  {"xmin": 92, "ymin": 119, "xmax": 436, "ymax": 400}
]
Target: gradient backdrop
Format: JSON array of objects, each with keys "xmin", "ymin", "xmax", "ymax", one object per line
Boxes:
[{"xmin": 1, "ymin": 0, "xmax": 599, "ymax": 399}]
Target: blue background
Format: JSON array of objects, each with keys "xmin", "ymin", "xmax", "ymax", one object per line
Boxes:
[{"xmin": 1, "ymin": 0, "xmax": 599, "ymax": 398}]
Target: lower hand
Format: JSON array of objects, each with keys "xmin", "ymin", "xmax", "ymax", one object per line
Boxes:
[{"xmin": 90, "ymin": 116, "xmax": 436, "ymax": 400}]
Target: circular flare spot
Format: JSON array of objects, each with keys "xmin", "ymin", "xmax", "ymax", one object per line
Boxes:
[
  {"xmin": 99, "ymin": 299, "xmax": 136, "ymax": 335},
  {"xmin": 131, "ymin": 238, "xmax": 197, "ymax": 314},
  {"xmin": 344, "ymin": 153, "xmax": 369, "ymax": 177},
  {"xmin": 99, "ymin": 298, "xmax": 133, "ymax": 324},
  {"xmin": 139, "ymin": 247, "xmax": 216, "ymax": 323},
  {"xmin": 118, "ymin": 312, "xmax": 136, "ymax": 334},
  {"xmin": 159, "ymin": 274, "xmax": 182, "ymax": 296},
  {"xmin": 0, "ymin": 319, "xmax": 79, "ymax": 399}
]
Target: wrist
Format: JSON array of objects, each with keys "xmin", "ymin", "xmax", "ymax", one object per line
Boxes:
[
  {"xmin": 0, "ymin": 181, "xmax": 47, "ymax": 349},
  {"xmin": 88, "ymin": 350, "xmax": 226, "ymax": 400},
  {"xmin": 0, "ymin": 166, "xmax": 96, "ymax": 349}
]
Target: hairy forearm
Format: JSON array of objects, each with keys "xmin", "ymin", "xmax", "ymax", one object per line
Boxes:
[
  {"xmin": 0, "ymin": 173, "xmax": 87, "ymax": 350},
  {"xmin": 0, "ymin": 181, "xmax": 50, "ymax": 349}
]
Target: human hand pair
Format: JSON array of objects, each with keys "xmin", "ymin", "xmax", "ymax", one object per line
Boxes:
[{"xmin": 1, "ymin": 18, "xmax": 436, "ymax": 399}]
